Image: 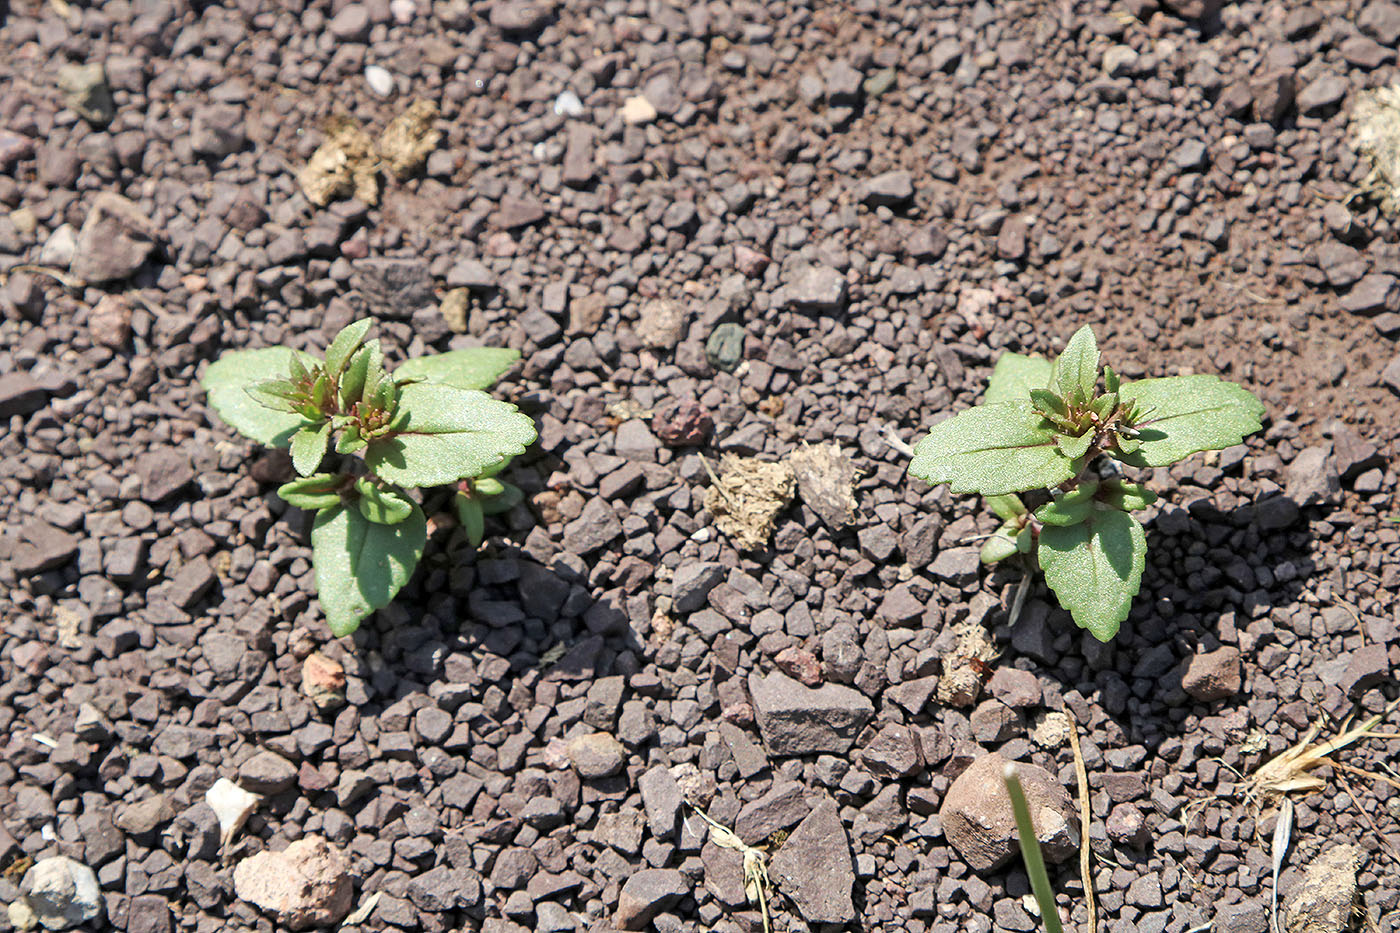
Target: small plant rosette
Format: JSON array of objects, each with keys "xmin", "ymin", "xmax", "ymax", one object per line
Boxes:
[
  {"xmin": 203, "ymin": 319, "xmax": 535, "ymax": 637},
  {"xmin": 909, "ymin": 325, "xmax": 1263, "ymax": 641}
]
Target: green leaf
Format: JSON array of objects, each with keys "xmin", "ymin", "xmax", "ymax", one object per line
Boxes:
[
  {"xmin": 290, "ymin": 421, "xmax": 332, "ymax": 476},
  {"xmin": 324, "ymin": 319, "xmax": 373, "ymax": 378},
  {"xmin": 1051, "ymin": 325, "xmax": 1099, "ymax": 403},
  {"xmin": 395, "ymin": 347, "xmax": 521, "ymax": 391},
  {"xmin": 1112, "ymin": 434, "xmax": 1141, "ymax": 456},
  {"xmin": 245, "ymin": 379, "xmax": 301, "ymax": 412},
  {"xmin": 1029, "ymin": 389, "xmax": 1068, "ymax": 421},
  {"xmin": 476, "ymin": 456, "xmax": 513, "ymax": 480},
  {"xmin": 478, "ymin": 481, "xmax": 523, "ymax": 516},
  {"xmin": 1100, "ymin": 479, "xmax": 1158, "ymax": 511},
  {"xmin": 1038, "ymin": 507, "xmax": 1146, "ymax": 641},
  {"xmin": 981, "ymin": 527, "xmax": 1021, "ymax": 564},
  {"xmin": 288, "ymin": 350, "xmax": 311, "ymax": 384},
  {"xmin": 473, "ymin": 477, "xmax": 505, "ymax": 497},
  {"xmin": 910, "ymin": 402, "xmax": 1081, "ymax": 496},
  {"xmin": 985, "ymin": 353, "xmax": 1054, "ymax": 405},
  {"xmin": 311, "ymin": 502, "xmax": 427, "ymax": 637},
  {"xmin": 1103, "ymin": 365, "xmax": 1121, "ymax": 394},
  {"xmin": 336, "ymin": 423, "xmax": 367, "ymax": 455},
  {"xmin": 364, "ymin": 383, "xmax": 538, "ymax": 488},
  {"xmin": 340, "ymin": 341, "xmax": 380, "ymax": 408},
  {"xmin": 456, "ymin": 494, "xmax": 485, "ymax": 547},
  {"xmin": 1054, "ymin": 429, "xmax": 1095, "ymax": 461},
  {"xmin": 983, "ymin": 523, "xmax": 1034, "ymax": 563},
  {"xmin": 361, "ymin": 345, "xmax": 389, "ymax": 403},
  {"xmin": 986, "ymin": 494, "xmax": 1027, "ymax": 521},
  {"xmin": 1035, "ymin": 496, "xmax": 1093, "ymax": 526},
  {"xmin": 310, "ymin": 371, "xmax": 331, "ymax": 413},
  {"xmin": 355, "ymin": 477, "xmax": 414, "ymax": 525},
  {"xmin": 278, "ymin": 473, "xmax": 344, "ymax": 511},
  {"xmin": 204, "ymin": 348, "xmax": 323, "ymax": 447},
  {"xmin": 1113, "ymin": 375, "xmax": 1265, "ymax": 468}
]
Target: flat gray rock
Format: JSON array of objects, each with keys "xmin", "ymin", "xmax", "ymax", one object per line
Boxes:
[
  {"xmin": 768, "ymin": 797, "xmax": 856, "ymax": 925},
  {"xmin": 748, "ymin": 670, "xmax": 873, "ymax": 756}
]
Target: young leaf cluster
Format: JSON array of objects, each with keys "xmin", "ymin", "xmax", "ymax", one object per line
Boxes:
[
  {"xmin": 910, "ymin": 325, "xmax": 1264, "ymax": 641},
  {"xmin": 203, "ymin": 320, "xmax": 535, "ymax": 637}
]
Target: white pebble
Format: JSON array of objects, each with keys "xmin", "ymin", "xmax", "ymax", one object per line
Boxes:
[
  {"xmin": 621, "ymin": 94, "xmax": 657, "ymax": 125},
  {"xmin": 365, "ymin": 65, "xmax": 395, "ymax": 98},
  {"xmin": 554, "ymin": 91, "xmax": 584, "ymax": 117},
  {"xmin": 389, "ymin": 0, "xmax": 416, "ymax": 24},
  {"xmin": 206, "ymin": 778, "xmax": 262, "ymax": 846}
]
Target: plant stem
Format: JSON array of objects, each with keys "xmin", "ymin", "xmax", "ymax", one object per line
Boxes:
[{"xmin": 1003, "ymin": 762, "xmax": 1065, "ymax": 933}]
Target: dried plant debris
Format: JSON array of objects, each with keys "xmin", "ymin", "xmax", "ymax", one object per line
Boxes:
[
  {"xmin": 788, "ymin": 443, "xmax": 858, "ymax": 530},
  {"xmin": 298, "ymin": 100, "xmax": 442, "ymax": 207},
  {"xmin": 440, "ymin": 287, "xmax": 470, "ymax": 334},
  {"xmin": 378, "ymin": 99, "xmax": 441, "ymax": 179},
  {"xmin": 1249, "ymin": 697, "xmax": 1400, "ymax": 810},
  {"xmin": 299, "ymin": 114, "xmax": 380, "ymax": 207},
  {"xmin": 1283, "ymin": 844, "xmax": 1363, "ymax": 933},
  {"xmin": 703, "ymin": 455, "xmax": 795, "ymax": 551},
  {"xmin": 1350, "ymin": 85, "xmax": 1400, "ymax": 215},
  {"xmin": 936, "ymin": 619, "xmax": 997, "ymax": 707}
]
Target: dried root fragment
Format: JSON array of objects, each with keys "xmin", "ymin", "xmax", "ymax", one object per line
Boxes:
[
  {"xmin": 298, "ymin": 114, "xmax": 380, "ymax": 207},
  {"xmin": 703, "ymin": 455, "xmax": 795, "ymax": 551},
  {"xmin": 378, "ymin": 99, "xmax": 441, "ymax": 180}
]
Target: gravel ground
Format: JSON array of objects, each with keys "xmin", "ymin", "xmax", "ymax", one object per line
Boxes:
[{"xmin": 2, "ymin": 0, "xmax": 1400, "ymax": 931}]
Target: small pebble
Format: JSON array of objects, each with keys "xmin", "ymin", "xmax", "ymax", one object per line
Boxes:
[
  {"xmin": 554, "ymin": 91, "xmax": 584, "ymax": 117},
  {"xmin": 621, "ymin": 95, "xmax": 657, "ymax": 125},
  {"xmin": 365, "ymin": 65, "xmax": 395, "ymax": 97}
]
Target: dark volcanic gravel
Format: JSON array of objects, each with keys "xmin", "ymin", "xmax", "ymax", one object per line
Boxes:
[{"xmin": 2, "ymin": 0, "xmax": 1400, "ymax": 932}]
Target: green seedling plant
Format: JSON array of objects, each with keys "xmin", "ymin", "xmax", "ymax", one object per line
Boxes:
[
  {"xmin": 202, "ymin": 319, "xmax": 536, "ymax": 636},
  {"xmin": 910, "ymin": 325, "xmax": 1263, "ymax": 640}
]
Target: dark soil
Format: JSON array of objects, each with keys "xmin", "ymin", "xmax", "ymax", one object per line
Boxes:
[{"xmin": 2, "ymin": 0, "xmax": 1399, "ymax": 931}]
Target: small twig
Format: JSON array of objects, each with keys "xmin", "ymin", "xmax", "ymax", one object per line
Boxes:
[
  {"xmin": 1331, "ymin": 759, "xmax": 1400, "ymax": 793},
  {"xmin": 1066, "ymin": 711, "xmax": 1097, "ymax": 933},
  {"xmin": 7, "ymin": 263, "xmax": 86, "ymax": 290},
  {"xmin": 1007, "ymin": 571, "xmax": 1032, "ymax": 630},
  {"xmin": 882, "ymin": 423, "xmax": 916, "ymax": 457},
  {"xmin": 698, "ymin": 455, "xmax": 738, "ymax": 510}
]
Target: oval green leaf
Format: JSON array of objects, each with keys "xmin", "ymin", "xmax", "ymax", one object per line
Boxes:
[
  {"xmin": 986, "ymin": 494, "xmax": 1028, "ymax": 521},
  {"xmin": 364, "ymin": 383, "xmax": 537, "ymax": 488},
  {"xmin": 456, "ymin": 494, "xmax": 485, "ymax": 547},
  {"xmin": 290, "ymin": 421, "xmax": 332, "ymax": 476},
  {"xmin": 1100, "ymin": 479, "xmax": 1158, "ymax": 512},
  {"xmin": 984, "ymin": 353, "xmax": 1054, "ymax": 405},
  {"xmin": 324, "ymin": 319, "xmax": 373, "ymax": 378},
  {"xmin": 1038, "ymin": 506, "xmax": 1146, "ymax": 642},
  {"xmin": 1052, "ymin": 325, "xmax": 1100, "ymax": 403},
  {"xmin": 910, "ymin": 401, "xmax": 1081, "ymax": 496},
  {"xmin": 395, "ymin": 347, "xmax": 521, "ymax": 391},
  {"xmin": 203, "ymin": 347, "xmax": 322, "ymax": 447},
  {"xmin": 1114, "ymin": 375, "xmax": 1264, "ymax": 468},
  {"xmin": 355, "ymin": 478, "xmax": 414, "ymax": 525},
  {"xmin": 478, "ymin": 481, "xmax": 524, "ymax": 516},
  {"xmin": 278, "ymin": 473, "xmax": 344, "ymax": 511},
  {"xmin": 311, "ymin": 502, "xmax": 427, "ymax": 637}
]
